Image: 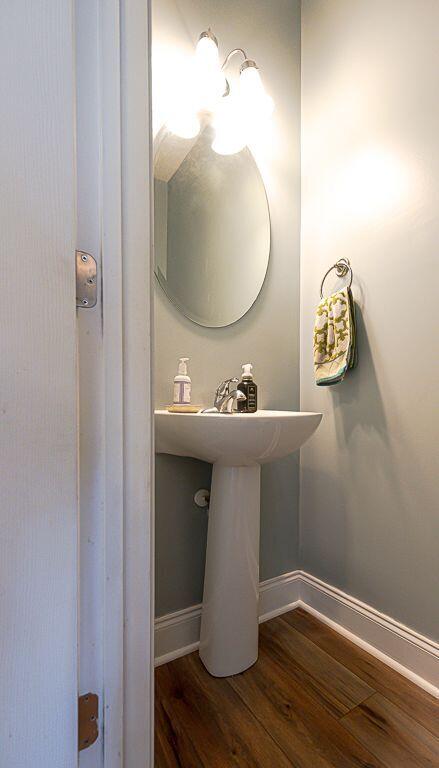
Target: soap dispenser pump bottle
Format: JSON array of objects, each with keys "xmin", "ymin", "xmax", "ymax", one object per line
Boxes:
[
  {"xmin": 237, "ymin": 363, "xmax": 257, "ymax": 412},
  {"xmin": 173, "ymin": 357, "xmax": 191, "ymax": 405}
]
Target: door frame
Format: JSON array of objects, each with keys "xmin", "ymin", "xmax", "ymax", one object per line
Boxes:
[{"xmin": 99, "ymin": 1, "xmax": 154, "ymax": 765}]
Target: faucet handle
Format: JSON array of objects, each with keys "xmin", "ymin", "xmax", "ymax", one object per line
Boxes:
[{"xmin": 215, "ymin": 377, "xmax": 238, "ymax": 403}]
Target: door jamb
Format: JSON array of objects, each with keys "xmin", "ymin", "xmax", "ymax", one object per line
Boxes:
[{"xmin": 100, "ymin": 1, "xmax": 154, "ymax": 765}]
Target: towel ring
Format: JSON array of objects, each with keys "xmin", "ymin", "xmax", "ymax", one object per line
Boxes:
[{"xmin": 320, "ymin": 258, "xmax": 353, "ymax": 299}]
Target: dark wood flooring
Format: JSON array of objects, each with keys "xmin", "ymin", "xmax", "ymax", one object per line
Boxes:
[{"xmin": 155, "ymin": 607, "xmax": 439, "ymax": 767}]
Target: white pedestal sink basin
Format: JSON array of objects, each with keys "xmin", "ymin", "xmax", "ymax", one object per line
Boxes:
[{"xmin": 155, "ymin": 409, "xmax": 322, "ymax": 677}]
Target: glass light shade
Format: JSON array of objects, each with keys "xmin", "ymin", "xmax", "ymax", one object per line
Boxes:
[
  {"xmin": 195, "ymin": 32, "xmax": 227, "ymax": 111},
  {"xmin": 239, "ymin": 64, "xmax": 274, "ymax": 121},
  {"xmin": 195, "ymin": 34, "xmax": 220, "ymax": 69},
  {"xmin": 211, "ymin": 96, "xmax": 247, "ymax": 155}
]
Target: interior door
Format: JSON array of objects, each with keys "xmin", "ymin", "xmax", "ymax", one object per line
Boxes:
[{"xmin": 0, "ymin": 2, "xmax": 78, "ymax": 766}]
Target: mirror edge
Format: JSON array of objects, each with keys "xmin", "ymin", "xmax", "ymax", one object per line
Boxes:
[{"xmin": 152, "ymin": 124, "xmax": 272, "ymax": 329}]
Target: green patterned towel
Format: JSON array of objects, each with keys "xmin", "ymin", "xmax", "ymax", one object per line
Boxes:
[{"xmin": 314, "ymin": 287, "xmax": 357, "ymax": 386}]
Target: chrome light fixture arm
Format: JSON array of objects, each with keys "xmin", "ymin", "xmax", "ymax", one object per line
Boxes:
[
  {"xmin": 221, "ymin": 48, "xmax": 249, "ymax": 71},
  {"xmin": 219, "ymin": 48, "xmax": 260, "ymax": 99}
]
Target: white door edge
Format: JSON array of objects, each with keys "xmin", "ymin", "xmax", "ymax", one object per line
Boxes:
[
  {"xmin": 77, "ymin": 1, "xmax": 154, "ymax": 765},
  {"xmin": 119, "ymin": 0, "xmax": 155, "ymax": 765}
]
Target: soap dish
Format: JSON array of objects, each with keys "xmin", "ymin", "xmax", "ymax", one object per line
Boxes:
[{"xmin": 166, "ymin": 404, "xmax": 202, "ymax": 413}]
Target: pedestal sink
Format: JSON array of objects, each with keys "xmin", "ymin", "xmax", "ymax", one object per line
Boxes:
[{"xmin": 155, "ymin": 409, "xmax": 322, "ymax": 677}]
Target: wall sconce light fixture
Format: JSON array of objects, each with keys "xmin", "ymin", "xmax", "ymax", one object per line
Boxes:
[{"xmin": 167, "ymin": 29, "xmax": 274, "ymax": 154}]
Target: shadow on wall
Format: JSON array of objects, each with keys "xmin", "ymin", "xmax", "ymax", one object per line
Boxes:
[
  {"xmin": 155, "ymin": 454, "xmax": 211, "ymax": 616},
  {"xmin": 300, "ymin": 462, "xmax": 350, "ymax": 583},
  {"xmin": 260, "ymin": 452, "xmax": 300, "ymax": 582},
  {"xmin": 330, "ymin": 304, "xmax": 388, "ymax": 443},
  {"xmin": 330, "ymin": 304, "xmax": 413, "ymax": 522}
]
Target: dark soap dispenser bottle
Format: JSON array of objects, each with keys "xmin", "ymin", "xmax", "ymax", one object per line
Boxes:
[{"xmin": 237, "ymin": 363, "xmax": 258, "ymax": 413}]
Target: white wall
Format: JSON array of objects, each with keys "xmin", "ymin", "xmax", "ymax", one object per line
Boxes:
[
  {"xmin": 300, "ymin": 0, "xmax": 439, "ymax": 640},
  {"xmin": 153, "ymin": 0, "xmax": 302, "ymax": 615}
]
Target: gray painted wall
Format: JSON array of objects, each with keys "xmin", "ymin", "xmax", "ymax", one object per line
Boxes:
[
  {"xmin": 153, "ymin": 0, "xmax": 301, "ymax": 616},
  {"xmin": 300, "ymin": 0, "xmax": 439, "ymax": 640}
]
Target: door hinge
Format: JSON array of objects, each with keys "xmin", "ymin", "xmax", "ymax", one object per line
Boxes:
[
  {"xmin": 76, "ymin": 250, "xmax": 97, "ymax": 308},
  {"xmin": 78, "ymin": 692, "xmax": 99, "ymax": 751}
]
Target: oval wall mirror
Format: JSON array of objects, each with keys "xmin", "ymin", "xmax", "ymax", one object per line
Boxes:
[{"xmin": 153, "ymin": 124, "xmax": 271, "ymax": 327}]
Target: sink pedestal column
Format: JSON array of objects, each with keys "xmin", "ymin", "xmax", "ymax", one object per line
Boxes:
[{"xmin": 199, "ymin": 463, "xmax": 261, "ymax": 677}]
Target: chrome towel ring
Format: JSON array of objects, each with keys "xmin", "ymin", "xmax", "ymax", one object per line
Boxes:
[{"xmin": 320, "ymin": 257, "xmax": 353, "ymax": 299}]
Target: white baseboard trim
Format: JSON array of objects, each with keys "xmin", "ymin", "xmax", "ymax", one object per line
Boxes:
[
  {"xmin": 154, "ymin": 603, "xmax": 202, "ymax": 666},
  {"xmin": 299, "ymin": 572, "xmax": 438, "ymax": 697},
  {"xmin": 154, "ymin": 570, "xmax": 439, "ymax": 697},
  {"xmin": 258, "ymin": 569, "xmax": 301, "ymax": 622}
]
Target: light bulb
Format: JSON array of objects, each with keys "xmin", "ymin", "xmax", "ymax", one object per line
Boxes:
[
  {"xmin": 195, "ymin": 32, "xmax": 220, "ymax": 69},
  {"xmin": 211, "ymin": 95, "xmax": 247, "ymax": 155},
  {"xmin": 195, "ymin": 30, "xmax": 227, "ymax": 112},
  {"xmin": 239, "ymin": 61, "xmax": 274, "ymax": 122}
]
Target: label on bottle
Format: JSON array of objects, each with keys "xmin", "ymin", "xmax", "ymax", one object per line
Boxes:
[
  {"xmin": 173, "ymin": 381, "xmax": 191, "ymax": 405},
  {"xmin": 237, "ymin": 381, "xmax": 257, "ymax": 412},
  {"xmin": 247, "ymin": 383, "xmax": 257, "ymax": 412}
]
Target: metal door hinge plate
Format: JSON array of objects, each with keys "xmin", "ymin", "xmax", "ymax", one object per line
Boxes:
[
  {"xmin": 76, "ymin": 250, "xmax": 97, "ymax": 308},
  {"xmin": 78, "ymin": 692, "xmax": 99, "ymax": 751}
]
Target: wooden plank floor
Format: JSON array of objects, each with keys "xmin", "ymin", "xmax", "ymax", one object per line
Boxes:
[{"xmin": 155, "ymin": 607, "xmax": 439, "ymax": 767}]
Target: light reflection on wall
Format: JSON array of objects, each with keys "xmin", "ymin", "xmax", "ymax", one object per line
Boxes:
[
  {"xmin": 333, "ymin": 146, "xmax": 412, "ymax": 222},
  {"xmin": 302, "ymin": 60, "xmax": 421, "ymax": 238}
]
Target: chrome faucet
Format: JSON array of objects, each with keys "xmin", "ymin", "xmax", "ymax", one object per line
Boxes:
[{"xmin": 202, "ymin": 377, "xmax": 247, "ymax": 414}]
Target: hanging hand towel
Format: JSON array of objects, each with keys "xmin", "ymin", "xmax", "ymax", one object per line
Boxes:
[{"xmin": 314, "ymin": 287, "xmax": 357, "ymax": 386}]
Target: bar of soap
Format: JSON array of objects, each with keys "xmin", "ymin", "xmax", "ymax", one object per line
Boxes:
[{"xmin": 166, "ymin": 405, "xmax": 202, "ymax": 413}]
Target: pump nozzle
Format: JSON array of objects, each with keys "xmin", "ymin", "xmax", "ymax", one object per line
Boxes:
[
  {"xmin": 178, "ymin": 357, "xmax": 189, "ymax": 375},
  {"xmin": 242, "ymin": 363, "xmax": 253, "ymax": 379}
]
